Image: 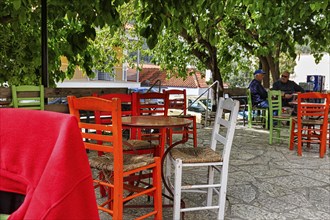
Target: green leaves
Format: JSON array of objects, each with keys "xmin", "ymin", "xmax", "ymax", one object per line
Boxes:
[
  {"xmin": 1, "ymin": 0, "xmax": 329, "ymax": 87},
  {"xmin": 0, "ymin": 0, "xmax": 129, "ymax": 86},
  {"xmin": 12, "ymin": 0, "xmax": 21, "ymax": 10},
  {"xmin": 310, "ymin": 1, "xmax": 329, "ymax": 11},
  {"xmin": 136, "ymin": 0, "xmax": 330, "ymax": 87}
]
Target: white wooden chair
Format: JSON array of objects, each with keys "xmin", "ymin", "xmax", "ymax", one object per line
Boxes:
[{"xmin": 165, "ymin": 97, "xmax": 239, "ymax": 219}]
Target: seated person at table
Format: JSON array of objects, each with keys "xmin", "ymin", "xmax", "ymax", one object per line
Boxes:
[
  {"xmin": 272, "ymin": 70, "xmax": 305, "ymax": 107},
  {"xmin": 248, "ymin": 69, "xmax": 268, "ymax": 108}
]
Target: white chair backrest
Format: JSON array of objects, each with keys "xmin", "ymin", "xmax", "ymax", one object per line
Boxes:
[{"xmin": 211, "ymin": 97, "xmax": 239, "ymax": 162}]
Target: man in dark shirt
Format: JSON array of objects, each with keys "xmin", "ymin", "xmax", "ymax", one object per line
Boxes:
[
  {"xmin": 272, "ymin": 71, "xmax": 305, "ymax": 107},
  {"xmin": 248, "ymin": 69, "xmax": 268, "ymax": 108}
]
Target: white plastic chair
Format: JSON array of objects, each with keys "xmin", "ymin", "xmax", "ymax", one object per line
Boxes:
[{"xmin": 165, "ymin": 97, "xmax": 239, "ymax": 219}]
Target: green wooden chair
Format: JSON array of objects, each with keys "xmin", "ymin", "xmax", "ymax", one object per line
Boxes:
[
  {"xmin": 247, "ymin": 89, "xmax": 268, "ymax": 129},
  {"xmin": 0, "ymin": 214, "xmax": 10, "ymax": 220},
  {"xmin": 11, "ymin": 85, "xmax": 44, "ymax": 110},
  {"xmin": 268, "ymin": 90, "xmax": 292, "ymax": 144}
]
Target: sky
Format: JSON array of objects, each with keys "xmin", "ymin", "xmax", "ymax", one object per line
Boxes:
[{"xmin": 292, "ymin": 54, "xmax": 330, "ymax": 90}]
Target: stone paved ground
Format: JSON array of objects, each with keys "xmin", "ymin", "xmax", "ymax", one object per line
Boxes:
[{"xmin": 98, "ymin": 124, "xmax": 330, "ymax": 220}]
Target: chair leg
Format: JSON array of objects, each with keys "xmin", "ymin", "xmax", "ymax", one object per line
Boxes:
[
  {"xmin": 192, "ymin": 118, "xmax": 197, "ymax": 148},
  {"xmin": 265, "ymin": 109, "xmax": 269, "ymax": 130},
  {"xmin": 99, "ymin": 171, "xmax": 107, "ymax": 197},
  {"xmin": 153, "ymin": 157, "xmax": 163, "ymax": 219},
  {"xmin": 269, "ymin": 118, "xmax": 273, "ymax": 145},
  {"xmin": 112, "ymin": 184, "xmax": 124, "ymax": 220},
  {"xmin": 248, "ymin": 110, "xmax": 252, "ymax": 128},
  {"xmin": 288, "ymin": 119, "xmax": 293, "ymax": 149},
  {"xmin": 319, "ymin": 124, "xmax": 328, "ymax": 158},
  {"xmin": 297, "ymin": 126, "xmax": 303, "ymax": 156},
  {"xmin": 166, "ymin": 129, "xmax": 173, "ymax": 148},
  {"xmin": 164, "ymin": 155, "xmax": 172, "ymax": 205},
  {"xmin": 289, "ymin": 120, "xmax": 295, "ymax": 150},
  {"xmin": 276, "ymin": 126, "xmax": 281, "ymax": 144},
  {"xmin": 173, "ymin": 159, "xmax": 183, "ymax": 220},
  {"xmin": 182, "ymin": 127, "xmax": 189, "ymax": 144},
  {"xmin": 307, "ymin": 126, "xmax": 313, "ymax": 149},
  {"xmin": 206, "ymin": 165, "xmax": 214, "ymax": 206},
  {"xmin": 218, "ymin": 164, "xmax": 229, "ymax": 220}
]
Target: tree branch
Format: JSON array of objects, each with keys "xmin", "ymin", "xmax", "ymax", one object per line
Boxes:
[{"xmin": 179, "ymin": 28, "xmax": 212, "ymax": 65}]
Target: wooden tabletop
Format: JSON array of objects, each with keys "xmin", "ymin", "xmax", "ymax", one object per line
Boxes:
[{"xmin": 122, "ymin": 115, "xmax": 192, "ymax": 128}]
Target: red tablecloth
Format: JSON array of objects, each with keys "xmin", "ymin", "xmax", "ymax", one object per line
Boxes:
[{"xmin": 0, "ymin": 109, "xmax": 99, "ymax": 219}]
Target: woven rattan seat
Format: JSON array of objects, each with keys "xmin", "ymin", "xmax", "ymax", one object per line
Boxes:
[
  {"xmin": 292, "ymin": 118, "xmax": 324, "ymax": 125},
  {"xmin": 170, "ymin": 147, "xmax": 222, "ymax": 163},
  {"xmin": 123, "ymin": 140, "xmax": 155, "ymax": 151},
  {"xmin": 301, "ymin": 119, "xmax": 324, "ymax": 125},
  {"xmin": 89, "ymin": 153, "xmax": 155, "ymax": 172},
  {"xmin": 274, "ymin": 115, "xmax": 292, "ymax": 119}
]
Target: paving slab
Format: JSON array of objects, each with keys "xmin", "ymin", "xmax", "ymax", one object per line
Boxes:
[{"xmin": 97, "ymin": 125, "xmax": 330, "ymax": 219}]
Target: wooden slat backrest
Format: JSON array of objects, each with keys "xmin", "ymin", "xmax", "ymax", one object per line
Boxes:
[{"xmin": 11, "ymin": 85, "xmax": 44, "ymax": 110}]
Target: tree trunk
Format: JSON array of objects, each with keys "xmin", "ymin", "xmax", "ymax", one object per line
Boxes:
[
  {"xmin": 209, "ymin": 48, "xmax": 223, "ymax": 109},
  {"xmin": 259, "ymin": 56, "xmax": 270, "ymax": 88},
  {"xmin": 273, "ymin": 44, "xmax": 281, "ymax": 81},
  {"xmin": 259, "ymin": 54, "xmax": 281, "ymax": 88},
  {"xmin": 211, "ymin": 65, "xmax": 223, "ymax": 110}
]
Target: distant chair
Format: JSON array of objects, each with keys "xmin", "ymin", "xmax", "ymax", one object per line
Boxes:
[
  {"xmin": 328, "ymin": 94, "xmax": 330, "ymax": 149},
  {"xmin": 93, "ymin": 92, "xmax": 156, "ymax": 156},
  {"xmin": 11, "ymin": 85, "xmax": 44, "ymax": 110},
  {"xmin": 289, "ymin": 92, "xmax": 329, "ymax": 158},
  {"xmin": 165, "ymin": 97, "xmax": 239, "ymax": 219},
  {"xmin": 247, "ymin": 89, "xmax": 268, "ymax": 128},
  {"xmin": 164, "ymin": 89, "xmax": 197, "ymax": 147},
  {"xmin": 135, "ymin": 92, "xmax": 166, "ymax": 116},
  {"xmin": 268, "ymin": 90, "xmax": 292, "ymax": 145},
  {"xmin": 135, "ymin": 92, "xmax": 167, "ymax": 156}
]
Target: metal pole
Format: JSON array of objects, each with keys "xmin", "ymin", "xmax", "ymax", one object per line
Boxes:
[
  {"xmin": 41, "ymin": 0, "xmax": 48, "ymax": 88},
  {"xmin": 136, "ymin": 49, "xmax": 140, "ymax": 83}
]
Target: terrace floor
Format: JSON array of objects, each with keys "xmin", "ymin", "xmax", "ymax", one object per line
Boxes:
[{"xmin": 99, "ymin": 124, "xmax": 330, "ymax": 220}]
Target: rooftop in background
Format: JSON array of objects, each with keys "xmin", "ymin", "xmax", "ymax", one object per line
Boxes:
[
  {"xmin": 56, "ymin": 79, "xmax": 140, "ymax": 88},
  {"xmin": 127, "ymin": 66, "xmax": 209, "ymax": 88}
]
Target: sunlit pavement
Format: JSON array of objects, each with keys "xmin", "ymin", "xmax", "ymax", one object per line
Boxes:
[{"xmin": 98, "ymin": 124, "xmax": 330, "ymax": 220}]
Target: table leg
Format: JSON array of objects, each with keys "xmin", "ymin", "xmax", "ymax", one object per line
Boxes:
[{"xmin": 161, "ymin": 138, "xmax": 188, "ymax": 205}]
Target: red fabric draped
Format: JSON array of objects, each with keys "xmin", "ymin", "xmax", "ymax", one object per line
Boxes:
[{"xmin": 0, "ymin": 109, "xmax": 99, "ymax": 219}]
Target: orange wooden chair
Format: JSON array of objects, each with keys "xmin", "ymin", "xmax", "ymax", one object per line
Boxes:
[
  {"xmin": 93, "ymin": 92, "xmax": 156, "ymax": 155},
  {"xmin": 327, "ymin": 93, "xmax": 330, "ymax": 149},
  {"xmin": 136, "ymin": 92, "xmax": 167, "ymax": 116},
  {"xmin": 135, "ymin": 92, "xmax": 167, "ymax": 156},
  {"xmin": 289, "ymin": 92, "xmax": 329, "ymax": 158},
  {"xmin": 67, "ymin": 96, "xmax": 162, "ymax": 219},
  {"xmin": 164, "ymin": 89, "xmax": 197, "ymax": 147}
]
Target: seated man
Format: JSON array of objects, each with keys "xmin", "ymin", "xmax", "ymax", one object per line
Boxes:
[
  {"xmin": 272, "ymin": 70, "xmax": 305, "ymax": 107},
  {"xmin": 248, "ymin": 69, "xmax": 268, "ymax": 108}
]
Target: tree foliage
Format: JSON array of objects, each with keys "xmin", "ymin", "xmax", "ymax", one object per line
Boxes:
[
  {"xmin": 1, "ymin": 0, "xmax": 329, "ymax": 91},
  {"xmin": 135, "ymin": 0, "xmax": 330, "ymax": 89},
  {"xmin": 0, "ymin": 0, "xmax": 126, "ymax": 86}
]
